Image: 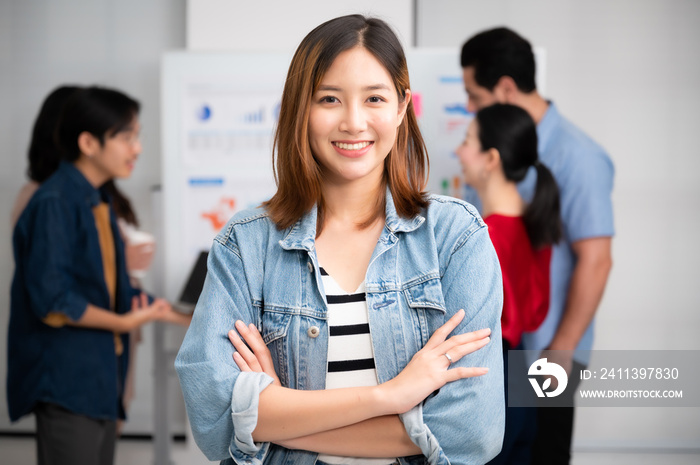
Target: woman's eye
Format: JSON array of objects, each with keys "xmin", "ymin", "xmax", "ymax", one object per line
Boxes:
[
  {"xmin": 320, "ymin": 96, "xmax": 338, "ymax": 104},
  {"xmin": 367, "ymin": 96, "xmax": 385, "ymax": 103}
]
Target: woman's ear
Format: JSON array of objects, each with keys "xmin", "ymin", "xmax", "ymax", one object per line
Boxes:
[
  {"xmin": 77, "ymin": 131, "xmax": 100, "ymax": 158},
  {"xmin": 397, "ymin": 89, "xmax": 412, "ymax": 127},
  {"xmin": 484, "ymin": 147, "xmax": 502, "ymax": 173}
]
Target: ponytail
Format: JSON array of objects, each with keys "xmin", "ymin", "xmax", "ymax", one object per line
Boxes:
[
  {"xmin": 523, "ymin": 162, "xmax": 561, "ymax": 248},
  {"xmin": 27, "ymin": 86, "xmax": 81, "ymax": 182},
  {"xmin": 475, "ymin": 104, "xmax": 562, "ymax": 248},
  {"xmin": 104, "ymin": 180, "xmax": 139, "ymax": 227}
]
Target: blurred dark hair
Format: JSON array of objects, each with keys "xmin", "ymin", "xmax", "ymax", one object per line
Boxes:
[
  {"xmin": 460, "ymin": 27, "xmax": 536, "ymax": 93},
  {"xmin": 103, "ymin": 180, "xmax": 139, "ymax": 226},
  {"xmin": 57, "ymin": 86, "xmax": 140, "ymax": 162},
  {"xmin": 476, "ymin": 104, "xmax": 561, "ymax": 247},
  {"xmin": 27, "ymin": 86, "xmax": 81, "ymax": 182},
  {"xmin": 52, "ymin": 86, "xmax": 140, "ymax": 226}
]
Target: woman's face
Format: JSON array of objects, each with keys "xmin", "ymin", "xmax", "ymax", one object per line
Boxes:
[
  {"xmin": 89, "ymin": 118, "xmax": 142, "ymax": 181},
  {"xmin": 308, "ymin": 46, "xmax": 409, "ymax": 188},
  {"xmin": 456, "ymin": 120, "xmax": 489, "ymax": 188}
]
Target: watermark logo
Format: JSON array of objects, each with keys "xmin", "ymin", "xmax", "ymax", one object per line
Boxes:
[{"xmin": 528, "ymin": 358, "xmax": 568, "ymax": 397}]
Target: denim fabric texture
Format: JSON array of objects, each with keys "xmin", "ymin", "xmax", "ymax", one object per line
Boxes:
[
  {"xmin": 175, "ymin": 191, "xmax": 505, "ymax": 465},
  {"xmin": 8, "ymin": 162, "xmax": 138, "ymax": 422}
]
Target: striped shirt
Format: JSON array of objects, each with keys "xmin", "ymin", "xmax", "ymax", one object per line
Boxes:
[{"xmin": 318, "ymin": 267, "xmax": 395, "ymax": 465}]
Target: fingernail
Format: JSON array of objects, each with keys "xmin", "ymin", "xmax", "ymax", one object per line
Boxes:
[
  {"xmin": 235, "ymin": 320, "xmax": 245, "ymax": 330},
  {"xmin": 480, "ymin": 367, "xmax": 489, "ymax": 373},
  {"xmin": 249, "ymin": 323, "xmax": 256, "ymax": 331}
]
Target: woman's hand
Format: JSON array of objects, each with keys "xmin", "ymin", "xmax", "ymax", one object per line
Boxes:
[
  {"xmin": 122, "ymin": 293, "xmax": 173, "ymax": 331},
  {"xmin": 157, "ymin": 306, "xmax": 193, "ymax": 327},
  {"xmin": 228, "ymin": 320, "xmax": 281, "ymax": 386},
  {"xmin": 380, "ymin": 309, "xmax": 491, "ymax": 414}
]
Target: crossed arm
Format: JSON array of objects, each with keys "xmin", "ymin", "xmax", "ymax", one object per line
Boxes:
[{"xmin": 228, "ymin": 311, "xmax": 491, "ymax": 456}]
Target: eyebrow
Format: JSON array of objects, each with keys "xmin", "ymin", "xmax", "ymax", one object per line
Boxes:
[
  {"xmin": 317, "ymin": 84, "xmax": 392, "ymax": 92},
  {"xmin": 117, "ymin": 124, "xmax": 139, "ymax": 134}
]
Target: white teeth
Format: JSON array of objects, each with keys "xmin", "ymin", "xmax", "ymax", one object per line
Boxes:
[{"xmin": 334, "ymin": 141, "xmax": 371, "ymax": 150}]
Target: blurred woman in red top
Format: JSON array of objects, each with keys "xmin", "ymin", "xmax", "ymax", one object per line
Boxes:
[{"xmin": 456, "ymin": 103, "xmax": 562, "ymax": 464}]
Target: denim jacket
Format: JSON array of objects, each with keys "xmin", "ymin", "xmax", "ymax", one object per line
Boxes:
[
  {"xmin": 8, "ymin": 162, "xmax": 137, "ymax": 422},
  {"xmin": 175, "ymin": 192, "xmax": 505, "ymax": 465}
]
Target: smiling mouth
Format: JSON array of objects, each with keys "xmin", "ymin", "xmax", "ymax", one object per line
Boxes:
[{"xmin": 332, "ymin": 141, "xmax": 373, "ymax": 151}]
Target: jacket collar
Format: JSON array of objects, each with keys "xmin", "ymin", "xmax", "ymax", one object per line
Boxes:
[
  {"xmin": 279, "ymin": 188, "xmax": 425, "ymax": 252},
  {"xmin": 384, "ymin": 189, "xmax": 425, "ymax": 234},
  {"xmin": 58, "ymin": 161, "xmax": 108, "ymax": 208}
]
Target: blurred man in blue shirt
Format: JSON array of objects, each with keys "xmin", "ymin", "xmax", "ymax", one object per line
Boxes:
[{"xmin": 460, "ymin": 27, "xmax": 614, "ymax": 465}]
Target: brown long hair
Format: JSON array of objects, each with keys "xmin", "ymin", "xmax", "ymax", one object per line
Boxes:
[{"xmin": 263, "ymin": 15, "xmax": 429, "ymax": 230}]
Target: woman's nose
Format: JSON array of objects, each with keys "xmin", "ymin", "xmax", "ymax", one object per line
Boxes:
[
  {"xmin": 133, "ymin": 139, "xmax": 142, "ymax": 156},
  {"xmin": 339, "ymin": 103, "xmax": 367, "ymax": 134}
]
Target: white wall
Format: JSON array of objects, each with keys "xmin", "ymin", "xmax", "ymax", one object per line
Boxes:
[
  {"xmin": 0, "ymin": 0, "xmax": 187, "ymax": 435},
  {"xmin": 187, "ymin": 0, "xmax": 414, "ymax": 51},
  {"xmin": 417, "ymin": 0, "xmax": 700, "ymax": 451}
]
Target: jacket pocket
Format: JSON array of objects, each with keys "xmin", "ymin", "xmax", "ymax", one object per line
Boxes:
[
  {"xmin": 260, "ymin": 306, "xmax": 293, "ymax": 345},
  {"xmin": 403, "ymin": 277, "xmax": 447, "ymax": 347},
  {"xmin": 403, "ymin": 277, "xmax": 447, "ymax": 313},
  {"xmin": 260, "ymin": 306, "xmax": 294, "ymax": 386}
]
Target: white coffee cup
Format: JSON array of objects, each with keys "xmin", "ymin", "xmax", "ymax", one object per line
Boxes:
[{"xmin": 125, "ymin": 229, "xmax": 156, "ymax": 279}]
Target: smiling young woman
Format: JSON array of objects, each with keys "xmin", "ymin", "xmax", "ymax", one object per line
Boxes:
[
  {"xmin": 307, "ymin": 46, "xmax": 410, "ymax": 189},
  {"xmin": 176, "ymin": 15, "xmax": 505, "ymax": 465},
  {"xmin": 264, "ymin": 16, "xmax": 428, "ymax": 233}
]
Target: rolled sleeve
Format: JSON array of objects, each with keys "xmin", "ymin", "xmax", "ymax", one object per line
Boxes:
[
  {"xmin": 230, "ymin": 372, "xmax": 274, "ymax": 461},
  {"xmin": 402, "ymin": 221, "xmax": 505, "ymax": 465},
  {"xmin": 175, "ymin": 235, "xmax": 272, "ymax": 463},
  {"xmin": 400, "ymin": 405, "xmax": 440, "ymax": 464}
]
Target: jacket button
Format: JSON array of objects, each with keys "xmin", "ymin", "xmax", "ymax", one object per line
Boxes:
[
  {"xmin": 307, "ymin": 261, "xmax": 314, "ymax": 273},
  {"xmin": 307, "ymin": 326, "xmax": 320, "ymax": 338}
]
